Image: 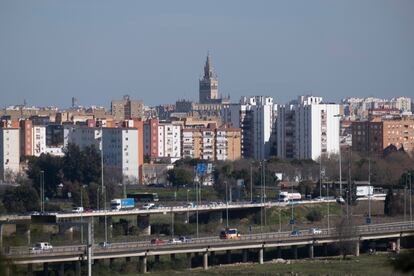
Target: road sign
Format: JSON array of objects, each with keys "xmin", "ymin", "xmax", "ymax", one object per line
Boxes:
[
  {"xmin": 366, "ymin": 217, "xmax": 372, "ymax": 224},
  {"xmin": 196, "ymin": 163, "xmax": 207, "ymax": 175},
  {"xmin": 289, "ymin": 219, "xmax": 295, "ymax": 225}
]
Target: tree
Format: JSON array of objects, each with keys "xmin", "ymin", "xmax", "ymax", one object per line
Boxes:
[
  {"xmin": 389, "ymin": 250, "xmax": 414, "ymax": 273},
  {"xmin": 306, "ymin": 209, "xmax": 322, "ymax": 222},
  {"xmin": 63, "ymin": 144, "xmax": 101, "ymax": 185},
  {"xmin": 2, "ymin": 185, "xmax": 40, "ymax": 213},
  {"xmin": 27, "ymin": 154, "xmax": 63, "ymax": 198},
  {"xmin": 335, "ymin": 217, "xmax": 358, "ymax": 259},
  {"xmin": 167, "ymin": 168, "xmax": 193, "ymax": 187}
]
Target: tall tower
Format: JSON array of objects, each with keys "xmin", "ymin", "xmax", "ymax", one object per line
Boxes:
[{"xmin": 199, "ymin": 54, "xmax": 219, "ymax": 104}]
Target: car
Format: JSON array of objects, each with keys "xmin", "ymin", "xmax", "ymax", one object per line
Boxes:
[
  {"xmin": 179, "ymin": 236, "xmax": 192, "ymax": 243},
  {"xmin": 290, "ymin": 230, "xmax": 302, "ymax": 237},
  {"xmin": 168, "ymin": 238, "xmax": 182, "ymax": 244},
  {"xmin": 313, "ymin": 196, "xmax": 324, "ymax": 201},
  {"xmin": 98, "ymin": 241, "xmax": 112, "ymax": 248},
  {"xmin": 141, "ymin": 203, "xmax": 155, "ymax": 210},
  {"xmin": 151, "ymin": 238, "xmax": 165, "ymax": 245},
  {"xmin": 72, "ymin": 207, "xmax": 84, "ymax": 213},
  {"xmin": 30, "ymin": 242, "xmax": 53, "ymax": 252},
  {"xmin": 336, "ymin": 197, "xmax": 346, "ymax": 204},
  {"xmin": 309, "ymin": 227, "xmax": 322, "ymax": 235}
]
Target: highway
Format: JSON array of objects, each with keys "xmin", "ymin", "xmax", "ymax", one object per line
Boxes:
[
  {"xmin": 0, "ymin": 197, "xmax": 385, "ymax": 222},
  {"xmin": 5, "ymin": 220, "xmax": 413, "ymax": 265}
]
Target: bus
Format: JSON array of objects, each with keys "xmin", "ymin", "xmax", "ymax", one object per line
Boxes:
[
  {"xmin": 219, "ymin": 228, "xmax": 241, "ymax": 240},
  {"xmin": 127, "ymin": 192, "xmax": 159, "ymax": 202}
]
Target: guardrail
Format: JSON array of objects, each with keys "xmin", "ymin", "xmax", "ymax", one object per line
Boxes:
[{"xmin": 6, "ymin": 221, "xmax": 414, "ymax": 258}]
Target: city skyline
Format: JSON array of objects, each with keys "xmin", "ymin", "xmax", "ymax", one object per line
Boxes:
[{"xmin": 1, "ymin": 0, "xmax": 414, "ymax": 108}]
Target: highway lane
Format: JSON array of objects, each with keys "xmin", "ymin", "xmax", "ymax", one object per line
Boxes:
[{"xmin": 6, "ymin": 221, "xmax": 414, "ymax": 258}]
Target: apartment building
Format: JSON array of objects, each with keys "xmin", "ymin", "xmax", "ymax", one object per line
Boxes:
[
  {"xmin": 277, "ymin": 96, "xmax": 340, "ymax": 160},
  {"xmin": 111, "ymin": 95, "xmax": 144, "ymax": 121},
  {"xmin": 229, "ymin": 96, "xmax": 277, "ymax": 160},
  {"xmin": 182, "ymin": 124, "xmax": 241, "ymax": 161},
  {"xmin": 32, "ymin": 125, "xmax": 46, "ymax": 157},
  {"xmin": 0, "ymin": 128, "xmax": 20, "ymax": 181},
  {"xmin": 65, "ymin": 126, "xmax": 141, "ymax": 182},
  {"xmin": 352, "ymin": 119, "xmax": 414, "ymax": 155},
  {"xmin": 19, "ymin": 119, "xmax": 33, "ymax": 157}
]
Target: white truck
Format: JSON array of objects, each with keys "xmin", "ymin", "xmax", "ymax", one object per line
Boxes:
[
  {"xmin": 356, "ymin": 186, "xmax": 374, "ymax": 198},
  {"xmin": 278, "ymin": 191, "xmax": 301, "ymax": 202}
]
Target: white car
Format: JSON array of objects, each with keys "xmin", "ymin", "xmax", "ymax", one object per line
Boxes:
[
  {"xmin": 309, "ymin": 228, "xmax": 322, "ymax": 235},
  {"xmin": 168, "ymin": 238, "xmax": 182, "ymax": 244},
  {"xmin": 72, "ymin": 207, "xmax": 84, "ymax": 213},
  {"xmin": 30, "ymin": 242, "xmax": 53, "ymax": 252},
  {"xmin": 140, "ymin": 203, "xmax": 155, "ymax": 210}
]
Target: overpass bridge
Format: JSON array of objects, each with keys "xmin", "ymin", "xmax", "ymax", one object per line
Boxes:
[{"xmin": 4, "ymin": 221, "xmax": 414, "ymax": 274}]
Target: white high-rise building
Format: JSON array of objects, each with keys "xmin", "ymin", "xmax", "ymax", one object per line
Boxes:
[
  {"xmin": 157, "ymin": 123, "xmax": 181, "ymax": 161},
  {"xmin": 102, "ymin": 128, "xmax": 139, "ymax": 182},
  {"xmin": 32, "ymin": 126, "xmax": 46, "ymax": 157},
  {"xmin": 230, "ymin": 96, "xmax": 277, "ymax": 160},
  {"xmin": 64, "ymin": 126, "xmax": 140, "ymax": 182},
  {"xmin": 0, "ymin": 128, "xmax": 20, "ymax": 181},
  {"xmin": 277, "ymin": 96, "xmax": 340, "ymax": 160}
]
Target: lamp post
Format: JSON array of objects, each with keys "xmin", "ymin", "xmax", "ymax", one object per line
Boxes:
[
  {"xmin": 40, "ymin": 170, "xmax": 45, "ymax": 213},
  {"xmin": 409, "ymin": 172, "xmax": 412, "ymax": 226},
  {"xmin": 250, "ymin": 162, "xmax": 253, "ymax": 203},
  {"xmin": 80, "ymin": 184, "xmax": 87, "ymax": 243},
  {"xmin": 186, "ymin": 189, "xmax": 190, "ymax": 223},
  {"xmin": 225, "ymin": 181, "xmax": 229, "ymax": 228},
  {"xmin": 334, "ymin": 114, "xmax": 342, "ymax": 197}
]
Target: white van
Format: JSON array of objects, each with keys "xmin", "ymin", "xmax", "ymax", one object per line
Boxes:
[{"xmin": 31, "ymin": 242, "xmax": 53, "ymax": 251}]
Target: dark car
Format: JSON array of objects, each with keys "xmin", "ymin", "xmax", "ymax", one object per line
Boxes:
[
  {"xmin": 151, "ymin": 238, "xmax": 165, "ymax": 245},
  {"xmin": 290, "ymin": 230, "xmax": 302, "ymax": 237}
]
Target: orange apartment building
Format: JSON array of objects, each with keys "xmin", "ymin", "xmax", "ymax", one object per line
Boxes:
[{"xmin": 352, "ymin": 118, "xmax": 414, "ymax": 155}]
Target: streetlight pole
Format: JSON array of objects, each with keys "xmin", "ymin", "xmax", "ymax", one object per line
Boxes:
[
  {"xmin": 409, "ymin": 172, "xmax": 412, "ymax": 226},
  {"xmin": 334, "ymin": 114, "xmax": 342, "ymax": 197},
  {"xmin": 186, "ymin": 189, "xmax": 190, "ymax": 223},
  {"xmin": 40, "ymin": 170, "xmax": 45, "ymax": 213},
  {"xmin": 225, "ymin": 181, "xmax": 229, "ymax": 228},
  {"xmin": 368, "ymin": 158, "xmax": 371, "ymax": 222},
  {"xmin": 250, "ymin": 163, "xmax": 253, "ymax": 203}
]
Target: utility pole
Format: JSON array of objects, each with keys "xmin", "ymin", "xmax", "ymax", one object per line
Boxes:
[
  {"xmin": 250, "ymin": 163, "xmax": 253, "ymax": 202},
  {"xmin": 368, "ymin": 158, "xmax": 372, "ymax": 222},
  {"xmin": 40, "ymin": 170, "xmax": 45, "ymax": 213},
  {"xmin": 225, "ymin": 181, "xmax": 229, "ymax": 228}
]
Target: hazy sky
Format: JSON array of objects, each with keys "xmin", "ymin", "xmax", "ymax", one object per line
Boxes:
[{"xmin": 1, "ymin": 0, "xmax": 413, "ymax": 108}]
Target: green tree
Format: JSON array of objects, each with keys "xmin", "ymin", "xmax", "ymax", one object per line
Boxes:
[
  {"xmin": 27, "ymin": 154, "xmax": 63, "ymax": 198},
  {"xmin": 2, "ymin": 185, "xmax": 40, "ymax": 213},
  {"xmin": 167, "ymin": 168, "xmax": 193, "ymax": 187},
  {"xmin": 306, "ymin": 209, "xmax": 322, "ymax": 222}
]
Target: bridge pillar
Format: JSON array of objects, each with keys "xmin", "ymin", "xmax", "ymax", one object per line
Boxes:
[
  {"xmin": 276, "ymin": 247, "xmax": 282, "ymax": 258},
  {"xmin": 43, "ymin": 262, "xmax": 49, "ymax": 276},
  {"xmin": 58, "ymin": 263, "xmax": 65, "ymax": 276},
  {"xmin": 292, "ymin": 245, "xmax": 298, "ymax": 259},
  {"xmin": 242, "ymin": 249, "xmax": 248, "ymax": 262},
  {"xmin": 396, "ymin": 238, "xmax": 401, "ymax": 253},
  {"xmin": 186, "ymin": 253, "xmax": 192, "ymax": 268},
  {"xmin": 110, "ymin": 258, "xmax": 115, "ymax": 268},
  {"xmin": 308, "ymin": 244, "xmax": 314, "ymax": 259},
  {"xmin": 154, "ymin": 255, "xmax": 160, "ymax": 263},
  {"xmin": 258, "ymin": 248, "xmax": 264, "ymax": 264},
  {"xmin": 323, "ymin": 243, "xmax": 328, "ymax": 256},
  {"xmin": 140, "ymin": 256, "xmax": 147, "ymax": 273},
  {"xmin": 226, "ymin": 250, "xmax": 232, "ymax": 264},
  {"xmin": 171, "ymin": 253, "xmax": 176, "ymax": 261},
  {"xmin": 27, "ymin": 263, "xmax": 33, "ymax": 276},
  {"xmin": 137, "ymin": 215, "xmax": 151, "ymax": 236},
  {"xmin": 126, "ymin": 257, "xmax": 131, "ymax": 262},
  {"xmin": 354, "ymin": 241, "xmax": 360, "ymax": 257},
  {"xmin": 203, "ymin": 252, "xmax": 208, "ymax": 270},
  {"xmin": 75, "ymin": 261, "xmax": 81, "ymax": 276}
]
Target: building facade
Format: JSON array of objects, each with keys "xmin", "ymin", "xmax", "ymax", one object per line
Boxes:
[
  {"xmin": 277, "ymin": 96, "xmax": 340, "ymax": 160},
  {"xmin": 0, "ymin": 128, "xmax": 20, "ymax": 181},
  {"xmin": 352, "ymin": 119, "xmax": 414, "ymax": 155},
  {"xmin": 111, "ymin": 95, "xmax": 144, "ymax": 121}
]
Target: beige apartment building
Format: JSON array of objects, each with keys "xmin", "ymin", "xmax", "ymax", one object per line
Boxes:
[
  {"xmin": 111, "ymin": 95, "xmax": 144, "ymax": 121},
  {"xmin": 182, "ymin": 124, "xmax": 241, "ymax": 161}
]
